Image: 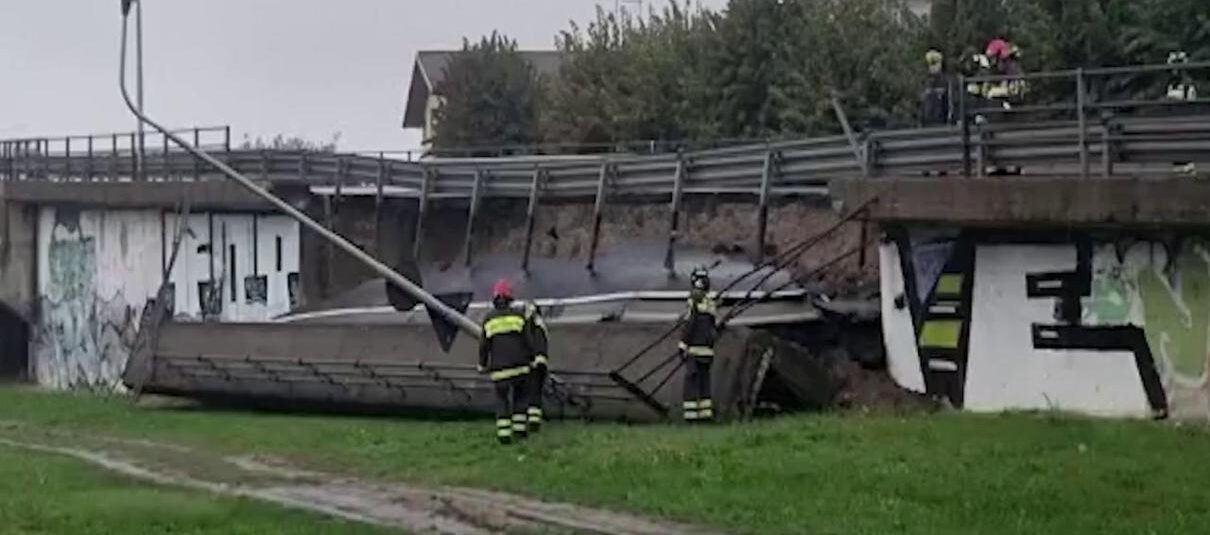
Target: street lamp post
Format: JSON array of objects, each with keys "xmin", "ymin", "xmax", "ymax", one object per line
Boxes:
[{"xmin": 136, "ymin": 0, "xmax": 145, "ymax": 181}]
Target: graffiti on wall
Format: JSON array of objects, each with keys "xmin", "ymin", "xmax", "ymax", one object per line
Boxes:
[
  {"xmin": 34, "ymin": 212, "xmax": 143, "ymax": 391},
  {"xmin": 33, "ymin": 208, "xmax": 303, "ymax": 391},
  {"xmin": 1083, "ymin": 240, "xmax": 1210, "ymax": 417},
  {"xmin": 881, "ymin": 228, "xmax": 1210, "ymax": 418}
]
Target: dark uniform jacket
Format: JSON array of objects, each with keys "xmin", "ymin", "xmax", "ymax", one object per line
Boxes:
[
  {"xmin": 523, "ymin": 302, "xmax": 549, "ymax": 367},
  {"xmin": 479, "ymin": 304, "xmax": 536, "ymax": 380},
  {"xmin": 679, "ymin": 291, "xmax": 719, "ymax": 357}
]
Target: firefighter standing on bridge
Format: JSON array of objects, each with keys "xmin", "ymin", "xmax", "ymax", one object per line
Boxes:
[
  {"xmin": 479, "ymin": 279, "xmax": 538, "ymax": 444},
  {"xmin": 680, "ymin": 268, "xmax": 719, "ymax": 423}
]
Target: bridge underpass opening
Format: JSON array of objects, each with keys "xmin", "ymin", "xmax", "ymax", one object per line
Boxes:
[{"xmin": 0, "ymin": 301, "xmax": 29, "ymax": 381}]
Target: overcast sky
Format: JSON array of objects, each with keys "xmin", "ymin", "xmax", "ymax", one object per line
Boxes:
[{"xmin": 0, "ymin": 1, "xmax": 728, "ymax": 151}]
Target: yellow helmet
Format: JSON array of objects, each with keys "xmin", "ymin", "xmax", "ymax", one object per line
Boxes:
[{"xmin": 925, "ymin": 49, "xmax": 944, "ymax": 66}]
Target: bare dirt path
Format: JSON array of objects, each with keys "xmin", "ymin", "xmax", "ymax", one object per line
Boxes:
[{"xmin": 0, "ymin": 425, "xmax": 724, "ymax": 535}]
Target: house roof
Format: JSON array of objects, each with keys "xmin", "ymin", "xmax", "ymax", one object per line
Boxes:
[{"xmin": 401, "ymin": 50, "xmax": 565, "ymax": 129}]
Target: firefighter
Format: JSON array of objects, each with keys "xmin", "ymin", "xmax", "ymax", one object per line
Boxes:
[
  {"xmin": 1167, "ymin": 51, "xmax": 1198, "ymax": 101},
  {"xmin": 479, "ymin": 278, "xmax": 534, "ymax": 445},
  {"xmin": 921, "ymin": 49, "xmax": 951, "ymax": 127},
  {"xmin": 983, "ymin": 38, "xmax": 1013, "ymax": 108},
  {"xmin": 523, "ymin": 300, "xmax": 549, "ymax": 433},
  {"xmin": 1165, "ymin": 51, "xmax": 1198, "ymax": 175},
  {"xmin": 680, "ymin": 268, "xmax": 719, "ymax": 423}
]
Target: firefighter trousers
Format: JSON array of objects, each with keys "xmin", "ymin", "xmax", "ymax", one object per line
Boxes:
[
  {"xmin": 493, "ymin": 373, "xmax": 530, "ymax": 444},
  {"xmin": 526, "ymin": 364, "xmax": 547, "ymax": 433},
  {"xmin": 682, "ymin": 355, "xmax": 714, "ymax": 422}
]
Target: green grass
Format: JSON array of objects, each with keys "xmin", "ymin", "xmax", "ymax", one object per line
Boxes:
[
  {"xmin": 3, "ymin": 387, "xmax": 1210, "ymax": 534},
  {"xmin": 0, "ymin": 443, "xmax": 398, "ymax": 534}
]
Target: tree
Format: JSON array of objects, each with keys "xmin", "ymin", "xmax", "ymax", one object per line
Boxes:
[
  {"xmin": 543, "ymin": 4, "xmax": 719, "ymax": 150},
  {"xmin": 430, "ymin": 33, "xmax": 543, "ymax": 154}
]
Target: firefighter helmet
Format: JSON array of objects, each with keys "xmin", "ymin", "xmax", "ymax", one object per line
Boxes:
[
  {"xmin": 1169, "ymin": 50, "xmax": 1189, "ymax": 65},
  {"xmin": 690, "ymin": 268, "xmax": 711, "ymax": 292},
  {"xmin": 926, "ymin": 49, "xmax": 944, "ymax": 74},
  {"xmin": 492, "ymin": 278, "xmax": 513, "ymax": 300}
]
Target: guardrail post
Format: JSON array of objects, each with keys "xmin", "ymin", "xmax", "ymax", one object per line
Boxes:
[
  {"xmin": 586, "ymin": 162, "xmax": 612, "ymax": 273},
  {"xmin": 412, "ymin": 168, "xmax": 431, "ymax": 260},
  {"xmin": 64, "ymin": 137, "xmax": 72, "ymax": 179},
  {"xmin": 754, "ymin": 150, "xmax": 778, "ymax": 264},
  {"xmin": 129, "ymin": 132, "xmax": 137, "ymax": 180},
  {"xmin": 162, "ymin": 133, "xmax": 171, "ymax": 181},
  {"xmin": 193, "ymin": 129, "xmax": 201, "ymax": 181},
  {"xmin": 976, "ymin": 120, "xmax": 987, "ymax": 179},
  {"xmin": 959, "ymin": 75, "xmax": 971, "ymax": 178},
  {"xmin": 375, "ymin": 152, "xmax": 386, "ymax": 249},
  {"xmin": 663, "ymin": 153, "xmax": 686, "ymax": 273},
  {"xmin": 1100, "ymin": 112, "xmax": 1114, "ymax": 178},
  {"xmin": 224, "ymin": 126, "xmax": 231, "ymax": 154},
  {"xmin": 111, "ymin": 134, "xmax": 119, "ymax": 181},
  {"xmin": 86, "ymin": 136, "xmax": 94, "ymax": 181},
  {"xmin": 521, "ymin": 168, "xmax": 544, "ymax": 274},
  {"xmin": 262, "ymin": 150, "xmax": 271, "ymax": 183},
  {"xmin": 463, "ymin": 170, "xmax": 483, "ymax": 268},
  {"xmin": 1076, "ymin": 68, "xmax": 1089, "ymax": 179}
]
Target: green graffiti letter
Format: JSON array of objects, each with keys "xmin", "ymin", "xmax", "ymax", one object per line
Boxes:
[{"xmin": 1137, "ymin": 250, "xmax": 1210, "ymax": 380}]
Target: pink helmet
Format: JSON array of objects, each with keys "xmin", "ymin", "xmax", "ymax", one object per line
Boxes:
[
  {"xmin": 492, "ymin": 278, "xmax": 513, "ymax": 300},
  {"xmin": 985, "ymin": 38, "xmax": 1010, "ymax": 60}
]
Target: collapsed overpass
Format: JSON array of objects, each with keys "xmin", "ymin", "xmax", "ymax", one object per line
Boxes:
[{"xmin": 3, "ymin": 62, "xmax": 1210, "ymax": 419}]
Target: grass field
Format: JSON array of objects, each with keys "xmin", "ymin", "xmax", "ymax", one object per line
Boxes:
[
  {"xmin": 0, "ymin": 443, "xmax": 398, "ymax": 535},
  {"xmin": 2, "ymin": 387, "xmax": 1209, "ymax": 534}
]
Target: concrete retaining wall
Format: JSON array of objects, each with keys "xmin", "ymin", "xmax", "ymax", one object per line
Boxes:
[{"xmin": 880, "ymin": 227, "xmax": 1210, "ymax": 419}]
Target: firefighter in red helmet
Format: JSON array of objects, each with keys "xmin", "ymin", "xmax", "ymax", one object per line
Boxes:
[{"xmin": 479, "ymin": 278, "xmax": 537, "ymax": 444}]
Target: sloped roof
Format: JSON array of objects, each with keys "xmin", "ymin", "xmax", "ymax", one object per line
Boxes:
[{"xmin": 402, "ymin": 50, "xmax": 565, "ymax": 129}]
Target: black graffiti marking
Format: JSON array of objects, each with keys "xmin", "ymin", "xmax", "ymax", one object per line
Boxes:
[
  {"xmin": 1025, "ymin": 238, "xmax": 1092, "ymax": 324},
  {"xmin": 1031, "ymin": 325, "xmax": 1169, "ymax": 416}
]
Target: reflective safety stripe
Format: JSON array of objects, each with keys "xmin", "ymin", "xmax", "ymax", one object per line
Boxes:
[
  {"xmin": 497, "ymin": 418, "xmax": 512, "ymax": 427},
  {"xmin": 698, "ymin": 399, "xmax": 713, "ymax": 409},
  {"xmin": 699, "ymin": 408, "xmax": 714, "ymax": 419},
  {"xmin": 497, "ymin": 428, "xmax": 513, "ymax": 437},
  {"xmin": 682, "ymin": 400, "xmax": 700, "ymax": 409},
  {"xmin": 532, "ymin": 355, "xmax": 548, "ymax": 366},
  {"xmin": 528, "ymin": 415, "xmax": 542, "ymax": 423},
  {"xmin": 490, "ymin": 365, "xmax": 531, "ymax": 381},
  {"xmin": 496, "ymin": 419, "xmax": 513, "ymax": 437},
  {"xmin": 484, "ymin": 314, "xmax": 526, "ymax": 338},
  {"xmin": 527, "ymin": 407, "xmax": 543, "ymax": 416},
  {"xmin": 512, "ymin": 414, "xmax": 527, "ymax": 422},
  {"xmin": 689, "ymin": 295, "xmax": 718, "ymax": 315},
  {"xmin": 678, "ymin": 342, "xmax": 715, "ymax": 357},
  {"xmin": 683, "ymin": 410, "xmax": 699, "ymax": 420}
]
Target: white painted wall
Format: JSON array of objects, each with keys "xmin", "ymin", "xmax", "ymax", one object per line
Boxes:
[
  {"xmin": 964, "ymin": 245, "xmax": 1151, "ymax": 417},
  {"xmin": 33, "ymin": 207, "xmax": 300, "ymax": 390},
  {"xmin": 879, "ymin": 243, "xmax": 926, "ymax": 393},
  {"xmin": 165, "ymin": 213, "xmax": 300, "ymax": 323},
  {"xmin": 34, "ymin": 208, "xmax": 162, "ymax": 389}
]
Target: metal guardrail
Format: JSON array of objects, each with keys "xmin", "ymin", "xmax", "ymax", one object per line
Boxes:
[{"xmin": 3, "ymin": 63, "xmax": 1209, "ymax": 198}]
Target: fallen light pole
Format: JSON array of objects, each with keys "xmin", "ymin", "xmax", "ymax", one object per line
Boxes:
[{"xmin": 117, "ymin": 0, "xmax": 481, "ymax": 339}]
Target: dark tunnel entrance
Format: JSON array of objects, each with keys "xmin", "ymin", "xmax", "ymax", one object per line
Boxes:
[{"xmin": 0, "ymin": 302, "xmax": 29, "ymax": 381}]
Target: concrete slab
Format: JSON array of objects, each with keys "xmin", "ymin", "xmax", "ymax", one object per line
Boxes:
[{"xmin": 833, "ymin": 177, "xmax": 1210, "ymax": 228}]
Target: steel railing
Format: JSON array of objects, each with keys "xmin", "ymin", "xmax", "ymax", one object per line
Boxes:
[{"xmin": 2, "ymin": 63, "xmax": 1209, "ymax": 200}]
